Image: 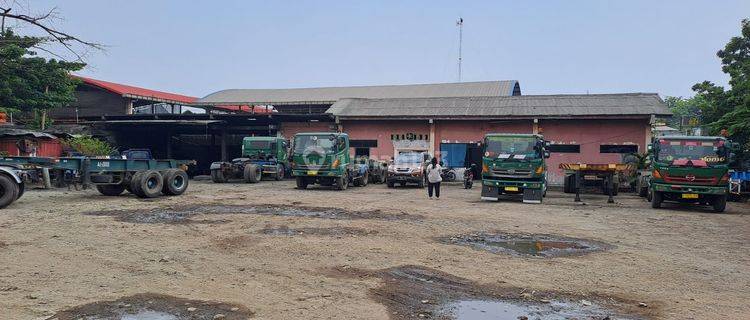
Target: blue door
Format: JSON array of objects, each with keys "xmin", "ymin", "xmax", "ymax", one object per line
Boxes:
[{"xmin": 440, "ymin": 143, "xmax": 467, "ymax": 168}]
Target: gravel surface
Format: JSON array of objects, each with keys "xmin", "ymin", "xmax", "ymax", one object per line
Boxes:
[{"xmin": 0, "ymin": 180, "xmax": 747, "ymax": 319}]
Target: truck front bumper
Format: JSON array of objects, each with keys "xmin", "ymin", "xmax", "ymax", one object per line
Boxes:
[
  {"xmin": 481, "ymin": 179, "xmax": 543, "ymax": 201},
  {"xmin": 652, "ymin": 182, "xmax": 726, "ymax": 195},
  {"xmin": 292, "ymin": 169, "xmax": 340, "ymax": 177}
]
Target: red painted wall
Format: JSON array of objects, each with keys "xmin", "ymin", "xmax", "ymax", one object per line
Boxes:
[
  {"xmin": 0, "ymin": 138, "xmax": 63, "ymax": 157},
  {"xmin": 279, "ymin": 121, "xmax": 335, "ymax": 139},
  {"xmin": 540, "ymin": 119, "xmax": 648, "ymax": 184},
  {"xmin": 342, "ymin": 120, "xmax": 430, "ymax": 161}
]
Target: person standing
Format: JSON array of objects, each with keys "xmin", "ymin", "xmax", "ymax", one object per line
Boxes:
[{"xmin": 426, "ymin": 157, "xmax": 443, "ymax": 199}]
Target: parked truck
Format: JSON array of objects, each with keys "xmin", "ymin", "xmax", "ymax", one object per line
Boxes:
[
  {"xmin": 210, "ymin": 136, "xmax": 289, "ymax": 183},
  {"xmin": 480, "ymin": 133, "xmax": 549, "ymax": 203},
  {"xmin": 290, "ymin": 132, "xmax": 369, "ymax": 190},
  {"xmin": 647, "ymin": 135, "xmax": 737, "ymax": 212},
  {"xmin": 0, "ymin": 155, "xmax": 194, "ymax": 208}
]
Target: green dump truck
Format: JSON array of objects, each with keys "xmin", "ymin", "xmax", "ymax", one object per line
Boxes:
[
  {"xmin": 210, "ymin": 136, "xmax": 289, "ymax": 183},
  {"xmin": 291, "ymin": 132, "xmax": 369, "ymax": 190},
  {"xmin": 480, "ymin": 133, "xmax": 550, "ymax": 203},
  {"xmin": 648, "ymin": 135, "xmax": 736, "ymax": 212}
]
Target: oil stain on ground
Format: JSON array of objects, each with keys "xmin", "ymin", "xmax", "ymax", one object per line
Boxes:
[
  {"xmin": 46, "ymin": 293, "xmax": 253, "ymax": 320},
  {"xmin": 329, "ymin": 265, "xmax": 652, "ymax": 320},
  {"xmin": 440, "ymin": 232, "xmax": 612, "ymax": 258},
  {"xmin": 260, "ymin": 225, "xmax": 378, "ymax": 236},
  {"xmin": 85, "ymin": 204, "xmax": 419, "ymax": 224}
]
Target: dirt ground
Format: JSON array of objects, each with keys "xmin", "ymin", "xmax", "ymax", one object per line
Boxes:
[{"xmin": 0, "ymin": 179, "xmax": 748, "ymax": 319}]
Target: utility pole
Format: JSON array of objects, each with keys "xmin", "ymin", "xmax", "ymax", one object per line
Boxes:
[{"xmin": 456, "ymin": 17, "xmax": 464, "ymax": 82}]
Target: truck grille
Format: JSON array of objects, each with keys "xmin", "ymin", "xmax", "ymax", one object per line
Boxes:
[
  {"xmin": 491, "ymin": 168, "xmax": 532, "ymax": 177},
  {"xmin": 664, "ymin": 174, "xmax": 717, "ymax": 185}
]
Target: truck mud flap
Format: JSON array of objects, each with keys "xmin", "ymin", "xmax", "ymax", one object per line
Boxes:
[
  {"xmin": 481, "ymin": 185, "xmax": 499, "ymax": 201},
  {"xmin": 522, "ymin": 188, "xmax": 543, "ymax": 204}
]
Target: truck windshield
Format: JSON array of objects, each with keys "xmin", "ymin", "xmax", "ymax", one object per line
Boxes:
[
  {"xmin": 395, "ymin": 152, "xmax": 424, "ymax": 164},
  {"xmin": 293, "ymin": 135, "xmax": 337, "ymax": 154},
  {"xmin": 656, "ymin": 139, "xmax": 726, "ymax": 163},
  {"xmin": 484, "ymin": 137, "xmax": 539, "ymax": 159},
  {"xmin": 247, "ymin": 141, "xmax": 273, "ymax": 150}
]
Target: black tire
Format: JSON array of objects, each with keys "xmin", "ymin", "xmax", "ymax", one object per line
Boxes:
[
  {"xmin": 244, "ymin": 164, "xmax": 261, "ymax": 183},
  {"xmin": 360, "ymin": 172, "xmax": 369, "ymax": 187},
  {"xmin": 296, "ymin": 177, "xmax": 308, "ymax": 189},
  {"xmin": 275, "ymin": 164, "xmax": 284, "ymax": 181},
  {"xmin": 17, "ymin": 182, "xmax": 24, "ymax": 199},
  {"xmin": 651, "ymin": 191, "xmax": 663, "ymax": 209},
  {"xmin": 445, "ymin": 171, "xmax": 456, "ymax": 182},
  {"xmin": 129, "ymin": 171, "xmax": 146, "ymax": 196},
  {"xmin": 336, "ymin": 172, "xmax": 348, "ymax": 190},
  {"xmin": 712, "ymin": 194, "xmax": 727, "ymax": 213},
  {"xmin": 210, "ymin": 169, "xmax": 226, "ymax": 183},
  {"xmin": 0, "ymin": 174, "xmax": 19, "ymax": 209},
  {"xmin": 417, "ymin": 179, "xmax": 425, "ymax": 188},
  {"xmin": 387, "ymin": 180, "xmax": 395, "ymax": 188},
  {"xmin": 162, "ymin": 169, "xmax": 189, "ymax": 196},
  {"xmin": 136, "ymin": 170, "xmax": 163, "ymax": 198},
  {"xmin": 563, "ymin": 174, "xmax": 575, "ymax": 193},
  {"xmin": 96, "ymin": 184, "xmax": 126, "ymax": 196},
  {"xmin": 638, "ymin": 186, "xmax": 648, "ymax": 198}
]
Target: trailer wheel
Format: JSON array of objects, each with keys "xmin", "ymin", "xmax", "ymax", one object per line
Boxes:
[
  {"xmin": 96, "ymin": 184, "xmax": 126, "ymax": 196},
  {"xmin": 210, "ymin": 169, "xmax": 226, "ymax": 183},
  {"xmin": 295, "ymin": 177, "xmax": 308, "ymax": 189},
  {"xmin": 651, "ymin": 191, "xmax": 663, "ymax": 209},
  {"xmin": 129, "ymin": 171, "xmax": 146, "ymax": 196},
  {"xmin": 712, "ymin": 194, "xmax": 727, "ymax": 213},
  {"xmin": 336, "ymin": 172, "xmax": 348, "ymax": 190},
  {"xmin": 563, "ymin": 174, "xmax": 575, "ymax": 193},
  {"xmin": 0, "ymin": 175, "xmax": 19, "ymax": 209},
  {"xmin": 244, "ymin": 164, "xmax": 261, "ymax": 183},
  {"xmin": 275, "ymin": 164, "xmax": 284, "ymax": 181},
  {"xmin": 136, "ymin": 170, "xmax": 163, "ymax": 198},
  {"xmin": 163, "ymin": 169, "xmax": 189, "ymax": 196}
]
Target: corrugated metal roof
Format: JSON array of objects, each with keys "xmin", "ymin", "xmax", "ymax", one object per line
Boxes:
[
  {"xmin": 327, "ymin": 93, "xmax": 671, "ymax": 118},
  {"xmin": 196, "ymin": 81, "xmax": 520, "ymax": 105},
  {"xmin": 74, "ymin": 75, "xmax": 198, "ymax": 105}
]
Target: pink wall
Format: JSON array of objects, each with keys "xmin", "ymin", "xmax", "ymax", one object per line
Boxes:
[
  {"xmin": 540, "ymin": 119, "xmax": 648, "ymax": 184},
  {"xmin": 342, "ymin": 120, "xmax": 430, "ymax": 161},
  {"xmin": 434, "ymin": 120, "xmax": 533, "ymax": 145},
  {"xmin": 279, "ymin": 121, "xmax": 335, "ymax": 138}
]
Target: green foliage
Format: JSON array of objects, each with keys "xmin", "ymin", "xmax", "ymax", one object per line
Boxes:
[
  {"xmin": 0, "ymin": 29, "xmax": 84, "ymax": 119},
  {"xmin": 663, "ymin": 96, "xmax": 708, "ymax": 130},
  {"xmin": 63, "ymin": 136, "xmax": 116, "ymax": 157},
  {"xmin": 693, "ymin": 18, "xmax": 750, "ymax": 167}
]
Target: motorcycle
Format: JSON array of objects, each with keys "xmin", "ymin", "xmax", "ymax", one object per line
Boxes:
[
  {"xmin": 441, "ymin": 167, "xmax": 456, "ymax": 182},
  {"xmin": 463, "ymin": 164, "xmax": 476, "ymax": 189}
]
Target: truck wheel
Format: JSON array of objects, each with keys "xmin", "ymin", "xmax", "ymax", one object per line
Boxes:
[
  {"xmin": 96, "ymin": 184, "xmax": 126, "ymax": 196},
  {"xmin": 275, "ymin": 164, "xmax": 284, "ymax": 181},
  {"xmin": 651, "ymin": 191, "xmax": 663, "ymax": 208},
  {"xmin": 563, "ymin": 174, "xmax": 575, "ymax": 193},
  {"xmin": 210, "ymin": 169, "xmax": 226, "ymax": 183},
  {"xmin": 17, "ymin": 182, "xmax": 25, "ymax": 199},
  {"xmin": 296, "ymin": 177, "xmax": 308, "ymax": 189},
  {"xmin": 0, "ymin": 175, "xmax": 19, "ymax": 209},
  {"xmin": 137, "ymin": 170, "xmax": 163, "ymax": 198},
  {"xmin": 336, "ymin": 172, "xmax": 348, "ymax": 190},
  {"xmin": 638, "ymin": 185, "xmax": 648, "ymax": 197},
  {"xmin": 129, "ymin": 171, "xmax": 146, "ymax": 196},
  {"xmin": 360, "ymin": 171, "xmax": 369, "ymax": 187},
  {"xmin": 244, "ymin": 164, "xmax": 262, "ymax": 183},
  {"xmin": 712, "ymin": 194, "xmax": 727, "ymax": 213},
  {"xmin": 162, "ymin": 169, "xmax": 189, "ymax": 196}
]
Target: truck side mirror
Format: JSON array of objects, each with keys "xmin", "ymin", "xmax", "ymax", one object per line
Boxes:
[
  {"xmin": 647, "ymin": 145, "xmax": 653, "ymax": 151},
  {"xmin": 544, "ymin": 151, "xmax": 550, "ymax": 159}
]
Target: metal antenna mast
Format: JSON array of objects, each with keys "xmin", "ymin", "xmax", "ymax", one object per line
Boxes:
[{"xmin": 456, "ymin": 17, "xmax": 463, "ymax": 82}]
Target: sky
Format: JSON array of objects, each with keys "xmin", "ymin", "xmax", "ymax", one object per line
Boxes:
[{"xmin": 14, "ymin": 0, "xmax": 750, "ymax": 99}]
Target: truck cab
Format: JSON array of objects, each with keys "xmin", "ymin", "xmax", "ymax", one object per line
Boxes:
[
  {"xmin": 291, "ymin": 132, "xmax": 368, "ymax": 190},
  {"xmin": 210, "ymin": 136, "xmax": 289, "ymax": 183},
  {"xmin": 480, "ymin": 133, "xmax": 549, "ymax": 203},
  {"xmin": 649, "ymin": 135, "xmax": 735, "ymax": 212}
]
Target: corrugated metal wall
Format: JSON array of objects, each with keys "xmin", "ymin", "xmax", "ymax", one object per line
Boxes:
[{"xmin": 0, "ymin": 138, "xmax": 63, "ymax": 157}]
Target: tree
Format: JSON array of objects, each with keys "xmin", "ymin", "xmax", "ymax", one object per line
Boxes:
[
  {"xmin": 693, "ymin": 19, "xmax": 750, "ymax": 167},
  {"xmin": 0, "ymin": 29, "xmax": 84, "ymax": 129},
  {"xmin": 0, "ymin": 3, "xmax": 102, "ymax": 129},
  {"xmin": 663, "ymin": 96, "xmax": 707, "ymax": 133}
]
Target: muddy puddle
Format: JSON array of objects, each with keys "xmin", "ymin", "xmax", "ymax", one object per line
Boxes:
[
  {"xmin": 260, "ymin": 225, "xmax": 377, "ymax": 236},
  {"xmin": 440, "ymin": 233, "xmax": 612, "ymax": 258},
  {"xmin": 47, "ymin": 293, "xmax": 253, "ymax": 320},
  {"xmin": 85, "ymin": 204, "xmax": 418, "ymax": 224},
  {"xmin": 331, "ymin": 265, "xmax": 650, "ymax": 320}
]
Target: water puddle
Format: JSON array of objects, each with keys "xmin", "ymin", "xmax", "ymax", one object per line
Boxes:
[
  {"xmin": 327, "ymin": 265, "xmax": 650, "ymax": 320},
  {"xmin": 85, "ymin": 204, "xmax": 417, "ymax": 224},
  {"xmin": 443, "ymin": 299, "xmax": 637, "ymax": 320},
  {"xmin": 47, "ymin": 293, "xmax": 253, "ymax": 320},
  {"xmin": 260, "ymin": 225, "xmax": 376, "ymax": 236},
  {"xmin": 442, "ymin": 233, "xmax": 611, "ymax": 257}
]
